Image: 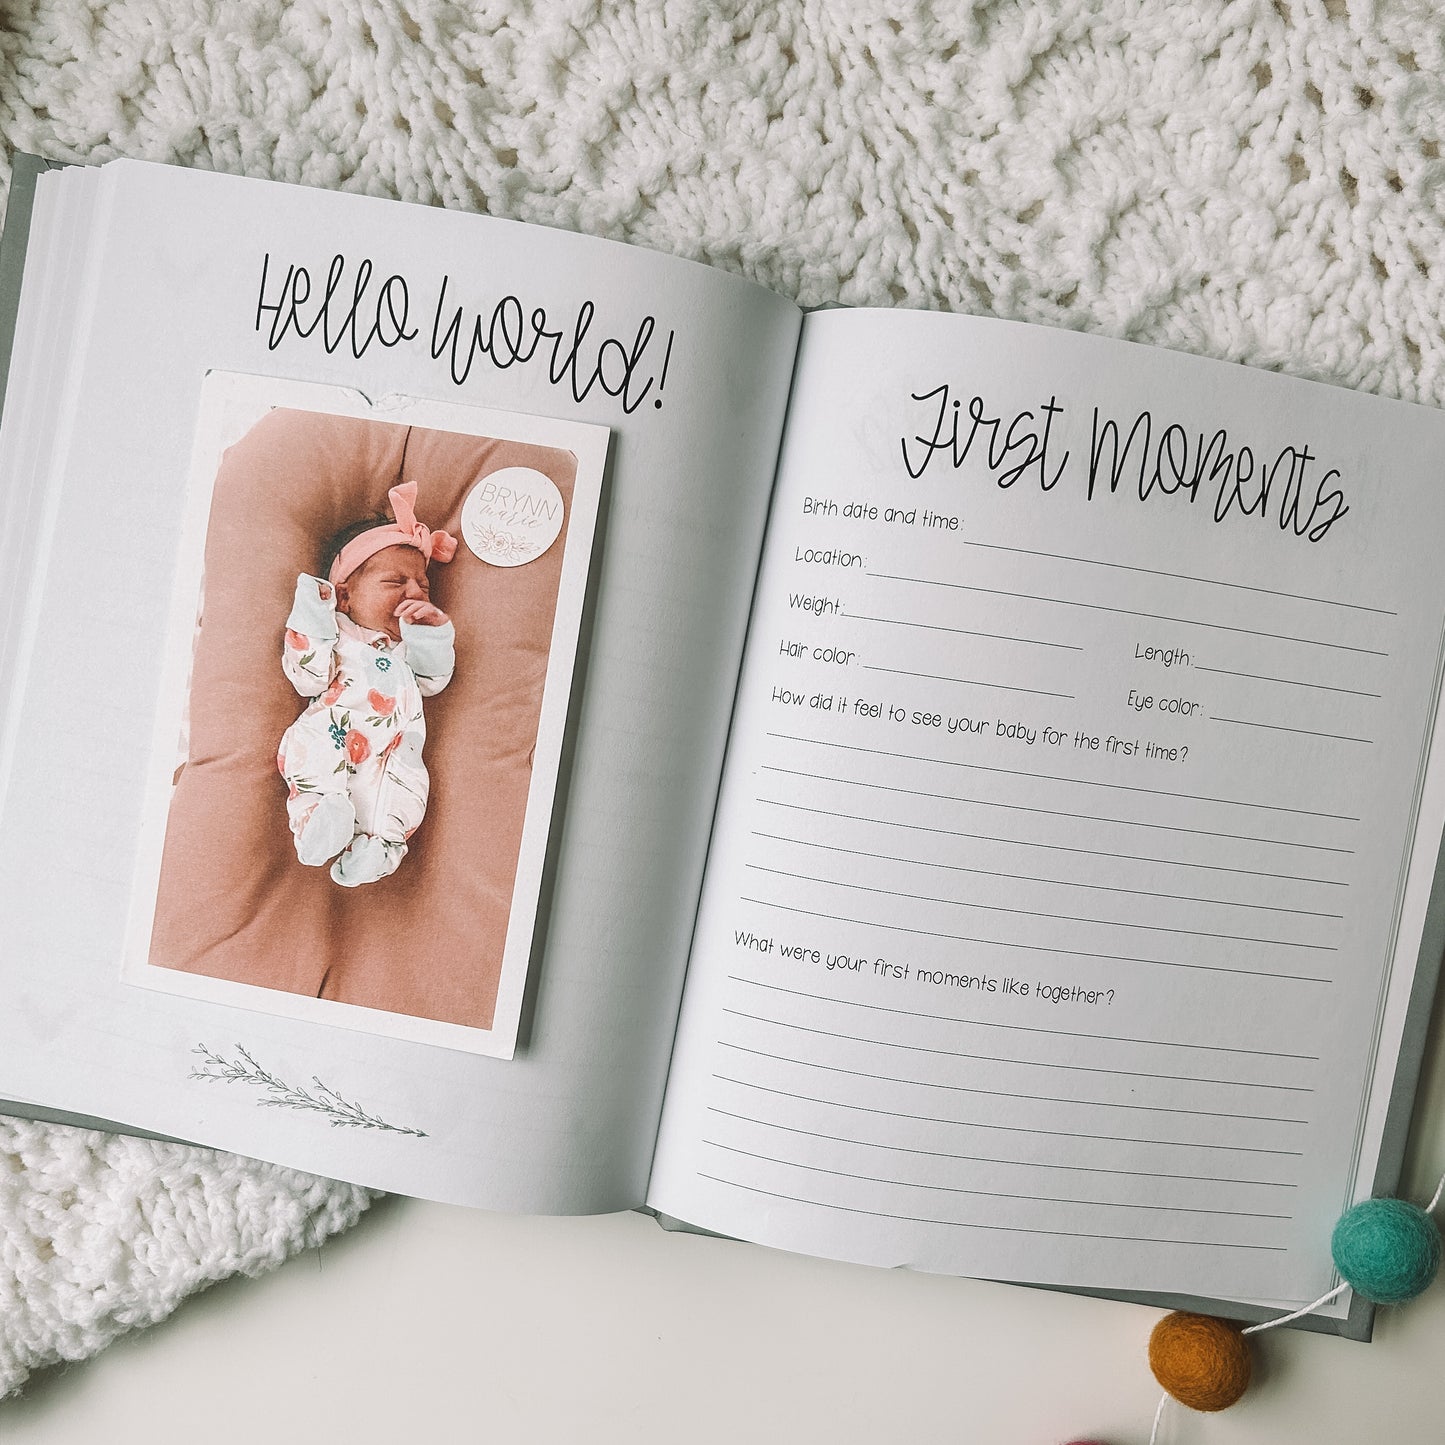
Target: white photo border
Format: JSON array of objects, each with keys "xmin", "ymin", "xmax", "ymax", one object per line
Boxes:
[{"xmin": 120, "ymin": 371, "xmax": 609, "ymax": 1059}]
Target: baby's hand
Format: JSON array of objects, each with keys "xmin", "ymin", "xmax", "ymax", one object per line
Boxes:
[{"xmin": 395, "ymin": 599, "xmax": 450, "ymax": 628}]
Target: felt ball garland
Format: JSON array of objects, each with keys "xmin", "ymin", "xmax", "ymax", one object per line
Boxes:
[
  {"xmin": 1330, "ymin": 1197, "xmax": 1441, "ymax": 1304},
  {"xmin": 1058, "ymin": 1171, "xmax": 1445, "ymax": 1444},
  {"xmin": 1147, "ymin": 1313, "xmax": 1251, "ymax": 1411}
]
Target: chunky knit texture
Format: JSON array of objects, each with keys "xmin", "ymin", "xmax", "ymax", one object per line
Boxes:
[
  {"xmin": 0, "ymin": 1118, "xmax": 373, "ymax": 1398},
  {"xmin": 3, "ymin": 0, "xmax": 1445, "ymax": 1400}
]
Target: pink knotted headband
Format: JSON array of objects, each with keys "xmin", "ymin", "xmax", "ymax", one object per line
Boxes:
[{"xmin": 328, "ymin": 481, "xmax": 458, "ymax": 586}]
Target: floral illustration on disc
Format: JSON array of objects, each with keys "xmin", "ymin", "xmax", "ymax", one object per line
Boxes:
[{"xmin": 469, "ymin": 524, "xmax": 537, "ymax": 564}]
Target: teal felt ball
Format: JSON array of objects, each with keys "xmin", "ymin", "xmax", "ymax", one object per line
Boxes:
[{"xmin": 1331, "ymin": 1198, "xmax": 1442, "ymax": 1304}]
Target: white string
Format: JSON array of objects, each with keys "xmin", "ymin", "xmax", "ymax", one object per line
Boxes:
[
  {"xmin": 1147, "ymin": 1390, "xmax": 1168, "ymax": 1445},
  {"xmin": 1426, "ymin": 1168, "xmax": 1445, "ymax": 1216},
  {"xmin": 1241, "ymin": 1280, "xmax": 1348, "ymax": 1335}
]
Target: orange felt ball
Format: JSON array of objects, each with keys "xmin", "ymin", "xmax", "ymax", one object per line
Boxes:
[{"xmin": 1147, "ymin": 1312, "xmax": 1251, "ymax": 1412}]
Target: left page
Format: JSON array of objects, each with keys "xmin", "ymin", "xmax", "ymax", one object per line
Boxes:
[{"xmin": 0, "ymin": 159, "xmax": 801, "ymax": 1211}]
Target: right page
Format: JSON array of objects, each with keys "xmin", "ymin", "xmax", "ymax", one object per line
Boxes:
[{"xmin": 648, "ymin": 307, "xmax": 1445, "ymax": 1305}]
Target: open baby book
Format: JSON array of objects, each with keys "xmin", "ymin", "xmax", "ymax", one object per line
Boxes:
[{"xmin": 2, "ymin": 155, "xmax": 1444, "ymax": 1340}]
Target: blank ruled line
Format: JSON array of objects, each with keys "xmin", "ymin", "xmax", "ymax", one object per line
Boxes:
[
  {"xmin": 763, "ymin": 766, "xmax": 1356, "ymax": 855},
  {"xmin": 718, "ymin": 1041, "xmax": 1310, "ymax": 1123},
  {"xmin": 1210, "ymin": 716, "xmax": 1374, "ymax": 745},
  {"xmin": 697, "ymin": 1173, "xmax": 1290, "ymax": 1250},
  {"xmin": 844, "ymin": 611, "xmax": 1083, "ymax": 651},
  {"xmin": 704, "ymin": 1141, "xmax": 1295, "ymax": 1220},
  {"xmin": 867, "ymin": 570, "xmax": 1390, "ymax": 656},
  {"xmin": 745, "ymin": 863, "xmax": 1337, "ymax": 952},
  {"xmin": 765, "ymin": 731, "xmax": 1360, "ymax": 822},
  {"xmin": 751, "ymin": 830, "xmax": 1345, "ymax": 919},
  {"xmin": 708, "ymin": 1109, "xmax": 1301, "ymax": 1187},
  {"xmin": 1194, "ymin": 664, "xmax": 1381, "ymax": 699},
  {"xmin": 756, "ymin": 799, "xmax": 1349, "ymax": 888},
  {"xmin": 720, "ymin": 1008, "xmax": 1315, "ymax": 1092},
  {"xmin": 727, "ymin": 976, "xmax": 1322, "ymax": 1061},
  {"xmin": 862, "ymin": 664, "xmax": 1075, "ymax": 699},
  {"xmin": 950, "ymin": 539, "xmax": 1399, "ymax": 617},
  {"xmin": 739, "ymin": 896, "xmax": 1334, "ymax": 983},
  {"xmin": 713, "ymin": 1075, "xmax": 1307, "ymax": 1155}
]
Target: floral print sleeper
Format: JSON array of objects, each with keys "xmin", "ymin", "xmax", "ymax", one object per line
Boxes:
[{"xmin": 277, "ymin": 574, "xmax": 455, "ymax": 887}]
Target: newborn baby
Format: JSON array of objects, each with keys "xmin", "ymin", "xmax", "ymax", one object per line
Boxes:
[{"xmin": 277, "ymin": 482, "xmax": 457, "ymax": 887}]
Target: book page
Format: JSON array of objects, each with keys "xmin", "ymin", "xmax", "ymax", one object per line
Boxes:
[
  {"xmin": 648, "ymin": 307, "xmax": 1445, "ymax": 1302},
  {"xmin": 0, "ymin": 160, "xmax": 800, "ymax": 1211},
  {"xmin": 0, "ymin": 165, "xmax": 102, "ymax": 769}
]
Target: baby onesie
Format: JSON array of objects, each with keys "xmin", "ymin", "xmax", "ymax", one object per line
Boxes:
[{"xmin": 277, "ymin": 574, "xmax": 455, "ymax": 887}]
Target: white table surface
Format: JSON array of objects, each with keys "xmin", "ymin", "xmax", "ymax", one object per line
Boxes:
[{"xmin": 5, "ymin": 1008, "xmax": 1445, "ymax": 1445}]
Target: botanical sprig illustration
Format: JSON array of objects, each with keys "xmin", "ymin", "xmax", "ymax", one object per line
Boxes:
[{"xmin": 190, "ymin": 1044, "xmax": 427, "ymax": 1137}]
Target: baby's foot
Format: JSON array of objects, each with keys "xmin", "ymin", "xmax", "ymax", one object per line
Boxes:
[
  {"xmin": 294, "ymin": 793, "xmax": 356, "ymax": 866},
  {"xmin": 329, "ymin": 832, "xmax": 405, "ymax": 888}
]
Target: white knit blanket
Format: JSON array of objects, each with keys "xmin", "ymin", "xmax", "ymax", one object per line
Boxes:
[{"xmin": 2, "ymin": 0, "xmax": 1443, "ymax": 1399}]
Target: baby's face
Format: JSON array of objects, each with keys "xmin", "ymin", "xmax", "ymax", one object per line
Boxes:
[{"xmin": 336, "ymin": 545, "xmax": 432, "ymax": 641}]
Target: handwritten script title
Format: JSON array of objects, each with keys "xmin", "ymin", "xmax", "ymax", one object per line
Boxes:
[
  {"xmin": 900, "ymin": 384, "xmax": 1351, "ymax": 543},
  {"xmin": 253, "ymin": 252, "xmax": 675, "ymax": 416}
]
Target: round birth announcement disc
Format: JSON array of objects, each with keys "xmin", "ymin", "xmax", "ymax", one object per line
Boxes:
[{"xmin": 461, "ymin": 466, "xmax": 565, "ymax": 567}]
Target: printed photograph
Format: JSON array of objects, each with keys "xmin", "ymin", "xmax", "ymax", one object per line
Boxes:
[{"xmin": 123, "ymin": 374, "xmax": 609, "ymax": 1057}]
